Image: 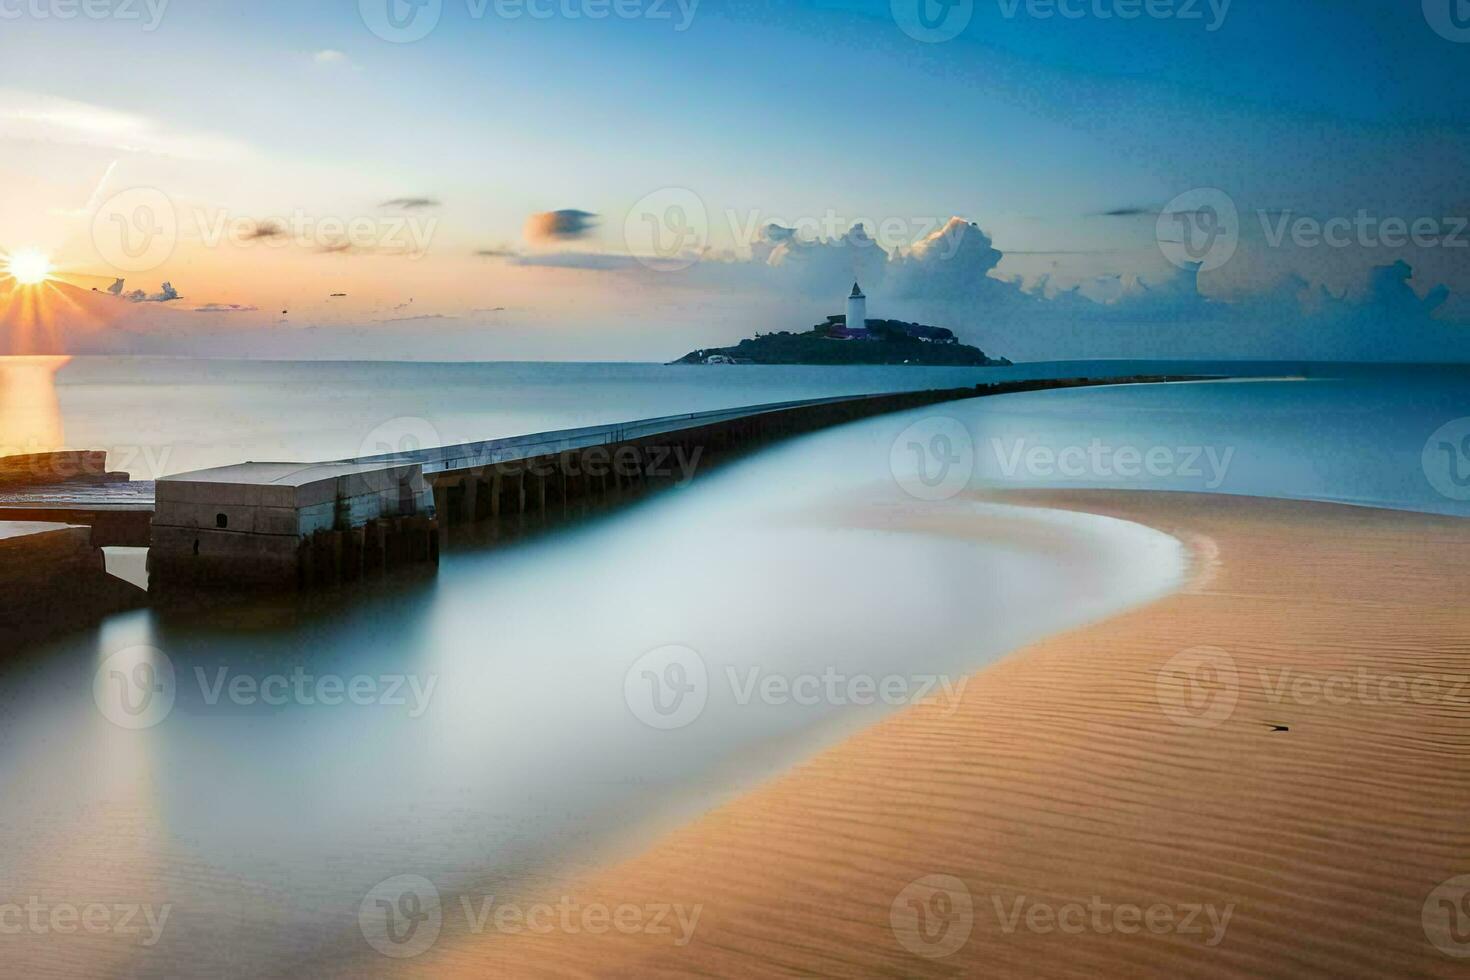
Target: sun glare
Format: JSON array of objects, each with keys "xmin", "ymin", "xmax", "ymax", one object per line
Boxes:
[{"xmin": 6, "ymin": 250, "xmax": 52, "ymax": 286}]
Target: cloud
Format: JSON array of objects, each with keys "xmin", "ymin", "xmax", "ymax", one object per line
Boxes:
[
  {"xmin": 55, "ymin": 196, "xmax": 1459, "ymax": 362},
  {"xmin": 889, "ymin": 218, "xmax": 1005, "ymax": 301},
  {"xmin": 524, "ymin": 209, "xmax": 599, "ymax": 243},
  {"xmin": 242, "ymin": 221, "xmax": 285, "ymax": 241},
  {"xmin": 762, "ymin": 222, "xmax": 890, "ymax": 297},
  {"xmin": 313, "ymin": 49, "xmax": 351, "ymax": 66},
  {"xmin": 377, "ymin": 313, "xmax": 459, "ymax": 323},
  {"xmin": 760, "ymin": 223, "xmax": 798, "ymax": 245},
  {"xmin": 1092, "ymin": 206, "xmax": 1157, "ymax": 218},
  {"xmin": 529, "ymin": 205, "xmax": 1466, "ymax": 360},
  {"xmin": 194, "ymin": 303, "xmax": 258, "ymax": 313},
  {"xmin": 122, "ymin": 281, "xmax": 181, "ymax": 303},
  {"xmin": 0, "ymin": 88, "xmax": 253, "ymax": 161},
  {"xmin": 381, "ymin": 197, "xmax": 439, "ymax": 209},
  {"xmin": 512, "ymin": 250, "xmax": 643, "ymax": 271}
]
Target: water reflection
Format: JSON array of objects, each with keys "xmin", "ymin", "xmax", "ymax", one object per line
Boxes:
[
  {"xmin": 0, "ymin": 354, "xmax": 69, "ymax": 456},
  {"xmin": 0, "ymin": 401, "xmax": 1185, "ymax": 977}
]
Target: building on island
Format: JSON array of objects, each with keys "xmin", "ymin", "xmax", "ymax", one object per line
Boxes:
[
  {"xmin": 826, "ymin": 281, "xmax": 875, "ymax": 340},
  {"xmin": 846, "ymin": 282, "xmax": 867, "ymax": 335},
  {"xmin": 819, "ymin": 281, "xmax": 964, "ymax": 345}
]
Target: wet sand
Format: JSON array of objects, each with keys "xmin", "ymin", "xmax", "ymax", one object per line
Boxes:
[{"xmin": 399, "ymin": 490, "xmax": 1470, "ymax": 978}]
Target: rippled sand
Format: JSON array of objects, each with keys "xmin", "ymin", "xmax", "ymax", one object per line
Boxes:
[{"xmin": 397, "ymin": 491, "xmax": 1470, "ymax": 978}]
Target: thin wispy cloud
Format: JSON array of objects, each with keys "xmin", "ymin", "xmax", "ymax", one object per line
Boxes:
[
  {"xmin": 194, "ymin": 303, "xmax": 259, "ymax": 313},
  {"xmin": 1091, "ymin": 207, "xmax": 1158, "ymax": 218},
  {"xmin": 512, "ymin": 251, "xmax": 641, "ymax": 271},
  {"xmin": 0, "ymin": 88, "xmax": 253, "ymax": 161},
  {"xmin": 242, "ymin": 221, "xmax": 286, "ymax": 241}
]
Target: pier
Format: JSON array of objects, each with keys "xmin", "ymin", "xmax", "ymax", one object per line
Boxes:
[
  {"xmin": 149, "ymin": 387, "xmax": 979, "ymax": 590},
  {"xmin": 0, "ymin": 375, "xmax": 1216, "ymax": 595}
]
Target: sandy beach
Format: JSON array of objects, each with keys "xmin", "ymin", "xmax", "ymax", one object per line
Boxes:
[{"xmin": 389, "ymin": 489, "xmax": 1470, "ymax": 978}]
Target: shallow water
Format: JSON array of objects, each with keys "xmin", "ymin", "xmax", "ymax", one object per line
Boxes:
[
  {"xmin": 964, "ymin": 366, "xmax": 1470, "ymax": 516},
  {"xmin": 0, "ymin": 360, "xmax": 1464, "ymax": 975},
  {"xmin": 0, "ymin": 395, "xmax": 1187, "ymax": 977}
]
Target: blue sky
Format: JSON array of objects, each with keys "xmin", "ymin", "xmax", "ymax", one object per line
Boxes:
[{"xmin": 0, "ymin": 0, "xmax": 1467, "ymax": 359}]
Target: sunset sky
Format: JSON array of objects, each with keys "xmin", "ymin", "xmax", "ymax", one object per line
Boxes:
[{"xmin": 1, "ymin": 0, "xmax": 1467, "ymax": 360}]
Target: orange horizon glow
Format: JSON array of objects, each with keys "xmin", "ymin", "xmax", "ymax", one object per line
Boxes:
[{"xmin": 0, "ymin": 266, "xmax": 129, "ymax": 356}]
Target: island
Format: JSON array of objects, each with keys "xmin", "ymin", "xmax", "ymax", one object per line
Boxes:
[{"xmin": 671, "ymin": 282, "xmax": 1009, "ymax": 367}]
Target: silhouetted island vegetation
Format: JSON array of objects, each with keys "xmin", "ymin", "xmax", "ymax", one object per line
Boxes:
[{"xmin": 672, "ymin": 317, "xmax": 1009, "ymax": 366}]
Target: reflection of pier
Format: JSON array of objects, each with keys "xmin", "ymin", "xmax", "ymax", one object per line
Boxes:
[{"xmin": 0, "ymin": 375, "xmax": 1216, "ymax": 593}]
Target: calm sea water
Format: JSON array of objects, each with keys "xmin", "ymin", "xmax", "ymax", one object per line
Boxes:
[
  {"xmin": 0, "ymin": 358, "xmax": 1464, "ymax": 976},
  {"xmin": 7, "ymin": 358, "xmax": 1001, "ymax": 478}
]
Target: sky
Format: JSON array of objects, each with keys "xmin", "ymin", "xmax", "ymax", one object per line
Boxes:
[{"xmin": 0, "ymin": 0, "xmax": 1467, "ymax": 361}]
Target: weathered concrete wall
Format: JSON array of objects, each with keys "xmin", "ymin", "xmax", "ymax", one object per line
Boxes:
[
  {"xmin": 150, "ymin": 461, "xmax": 434, "ymax": 589},
  {"xmin": 0, "ymin": 522, "xmax": 146, "ymax": 644}
]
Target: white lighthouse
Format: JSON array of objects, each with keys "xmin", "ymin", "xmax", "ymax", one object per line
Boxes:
[{"xmin": 846, "ymin": 281, "xmax": 867, "ymax": 335}]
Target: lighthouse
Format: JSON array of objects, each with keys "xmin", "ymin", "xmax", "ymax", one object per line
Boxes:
[{"xmin": 846, "ymin": 281, "xmax": 867, "ymax": 335}]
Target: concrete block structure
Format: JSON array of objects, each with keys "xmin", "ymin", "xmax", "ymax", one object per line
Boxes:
[
  {"xmin": 0, "ymin": 521, "xmax": 145, "ymax": 642},
  {"xmin": 150, "ymin": 460, "xmax": 434, "ymax": 589}
]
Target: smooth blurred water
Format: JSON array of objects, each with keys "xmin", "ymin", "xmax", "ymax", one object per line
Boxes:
[
  {"xmin": 19, "ymin": 359, "xmax": 1002, "ymax": 478},
  {"xmin": 0, "ymin": 359, "xmax": 1464, "ymax": 975},
  {"xmin": 1, "ymin": 356, "xmax": 1439, "ymax": 481},
  {"xmin": 964, "ymin": 366, "xmax": 1470, "ymax": 516}
]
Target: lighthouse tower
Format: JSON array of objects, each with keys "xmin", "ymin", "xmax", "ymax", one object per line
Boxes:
[{"xmin": 846, "ymin": 281, "xmax": 867, "ymax": 335}]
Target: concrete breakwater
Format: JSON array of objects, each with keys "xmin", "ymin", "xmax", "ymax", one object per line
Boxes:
[
  {"xmin": 148, "ymin": 387, "xmax": 984, "ymax": 592},
  {"xmin": 0, "ymin": 522, "xmax": 146, "ymax": 644},
  {"xmin": 0, "ymin": 376, "xmax": 1213, "ymax": 598}
]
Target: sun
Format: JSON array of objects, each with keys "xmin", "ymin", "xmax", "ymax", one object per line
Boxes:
[{"xmin": 6, "ymin": 249, "xmax": 52, "ymax": 286}]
